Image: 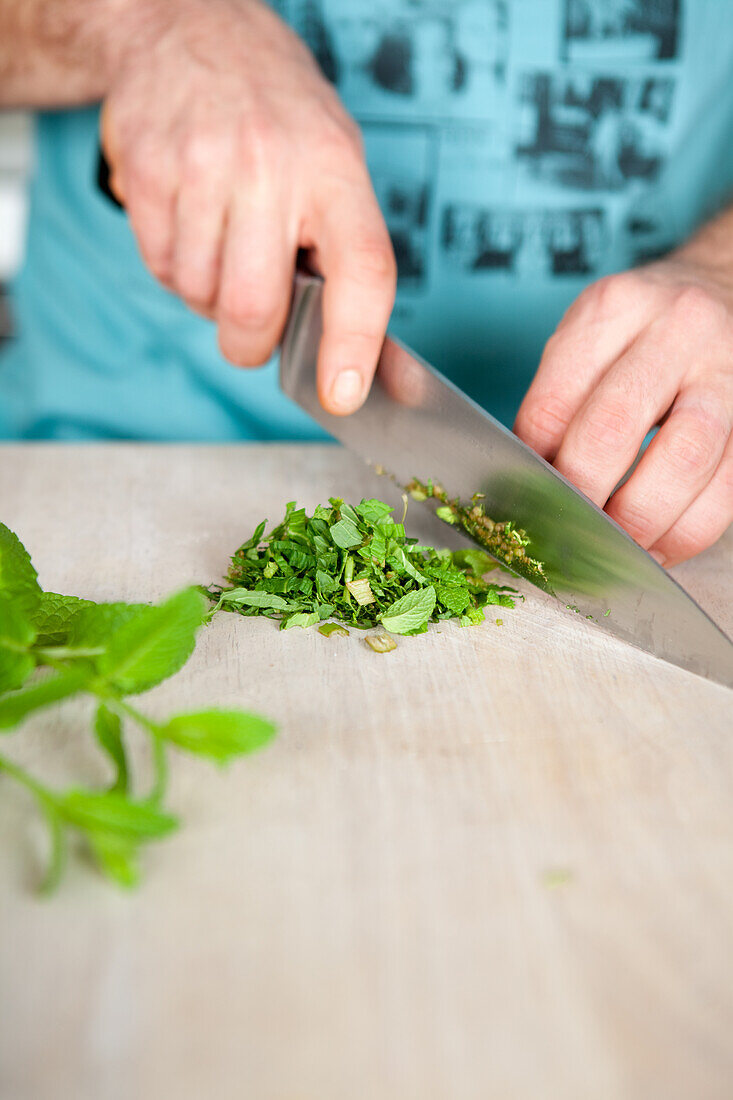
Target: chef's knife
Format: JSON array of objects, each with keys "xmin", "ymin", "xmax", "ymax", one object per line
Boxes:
[{"xmin": 281, "ymin": 273, "xmax": 733, "ymax": 689}]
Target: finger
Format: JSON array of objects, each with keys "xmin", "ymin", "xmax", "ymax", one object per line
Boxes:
[
  {"xmin": 310, "ymin": 180, "xmax": 396, "ymax": 415},
  {"xmin": 514, "ymin": 281, "xmax": 648, "ymax": 461},
  {"xmin": 216, "ymin": 188, "xmax": 296, "ymax": 368},
  {"xmin": 552, "ymin": 319, "xmax": 688, "ymax": 507},
  {"xmin": 100, "ymin": 107, "xmax": 177, "ymax": 279},
  {"xmin": 606, "ymin": 388, "xmax": 731, "ymax": 549},
  {"xmin": 113, "ymin": 131, "xmax": 179, "ymax": 286},
  {"xmin": 171, "ymin": 131, "xmax": 233, "ymax": 315},
  {"xmin": 648, "ymin": 433, "xmax": 733, "ymax": 565}
]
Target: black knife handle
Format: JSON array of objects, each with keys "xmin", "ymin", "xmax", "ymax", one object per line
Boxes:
[{"xmin": 96, "ymin": 148, "xmax": 124, "ymax": 210}]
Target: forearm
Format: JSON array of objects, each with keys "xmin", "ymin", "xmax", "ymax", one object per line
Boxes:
[{"xmin": 0, "ymin": 0, "xmax": 147, "ymax": 107}]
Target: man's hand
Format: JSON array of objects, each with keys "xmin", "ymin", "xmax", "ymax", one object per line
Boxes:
[
  {"xmin": 515, "ymin": 225, "xmax": 733, "ymax": 566},
  {"xmin": 101, "ymin": 0, "xmax": 396, "ymax": 414}
]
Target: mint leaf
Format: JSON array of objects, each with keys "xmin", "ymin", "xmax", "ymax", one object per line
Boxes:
[
  {"xmin": 380, "ymin": 586, "xmax": 437, "ymax": 635},
  {"xmin": 435, "ymin": 582, "xmax": 471, "ymax": 616},
  {"xmin": 0, "ymin": 594, "xmax": 37, "ymax": 692},
  {"xmin": 58, "ymin": 790, "xmax": 178, "ymax": 840},
  {"xmin": 0, "ymin": 524, "xmax": 41, "ymax": 619},
  {"xmin": 219, "ymin": 588, "xmax": 290, "ymax": 611},
  {"xmin": 451, "ymin": 549, "xmax": 498, "ymax": 577},
  {"xmin": 98, "ymin": 588, "xmax": 206, "ymax": 694},
  {"xmin": 0, "ymin": 669, "xmax": 88, "ymax": 730},
  {"xmin": 355, "ymin": 499, "xmax": 393, "ymax": 524},
  {"xmin": 32, "ymin": 592, "xmax": 92, "ymax": 646},
  {"xmin": 159, "ymin": 710, "xmax": 276, "ymax": 764},
  {"xmin": 329, "ymin": 517, "xmax": 362, "ymax": 549},
  {"xmin": 94, "ymin": 705, "xmax": 128, "ymax": 794},
  {"xmin": 282, "ymin": 611, "xmax": 319, "ymax": 630},
  {"xmin": 459, "ymin": 606, "xmax": 485, "ymax": 627},
  {"xmin": 68, "ymin": 601, "xmax": 150, "ymax": 648},
  {"xmin": 87, "ymin": 833, "xmax": 139, "ymax": 888}
]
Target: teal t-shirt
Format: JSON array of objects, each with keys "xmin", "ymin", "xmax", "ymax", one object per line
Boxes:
[{"xmin": 2, "ymin": 0, "xmax": 733, "ymax": 439}]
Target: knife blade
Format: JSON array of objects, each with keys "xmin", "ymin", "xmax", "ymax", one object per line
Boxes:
[{"xmin": 280, "ymin": 273, "xmax": 733, "ymax": 689}]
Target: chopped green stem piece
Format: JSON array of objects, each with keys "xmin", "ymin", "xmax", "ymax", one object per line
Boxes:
[
  {"xmin": 38, "ymin": 807, "xmax": 67, "ymax": 896},
  {"xmin": 365, "ymin": 631, "xmax": 398, "ymax": 653},
  {"xmin": 318, "ymin": 622, "xmax": 350, "ymax": 638},
  {"xmin": 345, "ymin": 579, "xmax": 375, "ymax": 606},
  {"xmin": 148, "ymin": 737, "xmax": 168, "ymax": 807},
  {"xmin": 0, "ymin": 750, "xmax": 53, "ymax": 806}
]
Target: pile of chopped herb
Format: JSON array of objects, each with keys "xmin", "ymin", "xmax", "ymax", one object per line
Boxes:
[
  {"xmin": 405, "ymin": 478, "xmax": 549, "ymax": 589},
  {"xmin": 208, "ymin": 497, "xmax": 519, "ymax": 641}
]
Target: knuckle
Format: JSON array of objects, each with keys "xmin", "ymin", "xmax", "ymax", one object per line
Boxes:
[
  {"xmin": 219, "ymin": 282, "xmax": 280, "ymax": 332},
  {"xmin": 177, "ymin": 272, "xmax": 215, "ymax": 311},
  {"xmin": 137, "ymin": 231, "xmax": 173, "ymax": 280},
  {"xmin": 126, "ymin": 142, "xmax": 174, "ymax": 204},
  {"xmin": 660, "ymin": 525, "xmax": 710, "ymax": 563},
  {"xmin": 517, "ymin": 394, "xmax": 574, "ymax": 446},
  {"xmin": 671, "ymin": 285, "xmax": 726, "ymax": 331},
  {"xmin": 611, "ymin": 499, "xmax": 657, "ymax": 546},
  {"xmin": 147, "ymin": 255, "xmax": 173, "ymax": 284},
  {"xmin": 580, "ymin": 273, "xmax": 637, "ymax": 317},
  {"xmin": 663, "ymin": 409, "xmax": 721, "ymax": 475},
  {"xmin": 181, "ymin": 128, "xmax": 231, "ymax": 184},
  {"xmin": 578, "ymin": 399, "xmax": 636, "ymax": 453},
  {"xmin": 237, "ymin": 113, "xmax": 280, "ymax": 172},
  {"xmin": 349, "ymin": 233, "xmax": 397, "ymax": 285},
  {"xmin": 317, "ymin": 112, "xmax": 364, "ymax": 162},
  {"xmin": 719, "ymin": 451, "xmax": 733, "ymax": 498}
]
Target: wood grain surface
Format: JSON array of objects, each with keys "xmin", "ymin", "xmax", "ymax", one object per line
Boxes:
[{"xmin": 0, "ymin": 444, "xmax": 731, "ymax": 1100}]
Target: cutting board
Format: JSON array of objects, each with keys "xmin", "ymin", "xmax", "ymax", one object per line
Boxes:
[{"xmin": 0, "ymin": 444, "xmax": 731, "ymax": 1100}]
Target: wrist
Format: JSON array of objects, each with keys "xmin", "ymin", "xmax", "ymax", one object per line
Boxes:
[{"xmin": 670, "ymin": 210, "xmax": 733, "ymax": 295}]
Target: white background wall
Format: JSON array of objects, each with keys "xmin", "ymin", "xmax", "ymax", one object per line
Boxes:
[{"xmin": 0, "ymin": 112, "xmax": 32, "ymax": 283}]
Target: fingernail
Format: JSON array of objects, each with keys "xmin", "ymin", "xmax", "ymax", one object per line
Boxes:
[
  {"xmin": 649, "ymin": 550, "xmax": 667, "ymax": 567},
  {"xmin": 329, "ymin": 369, "xmax": 364, "ymax": 413}
]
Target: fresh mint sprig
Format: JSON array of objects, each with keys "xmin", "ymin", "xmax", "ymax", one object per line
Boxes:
[{"xmin": 0, "ymin": 522, "xmax": 275, "ymax": 892}]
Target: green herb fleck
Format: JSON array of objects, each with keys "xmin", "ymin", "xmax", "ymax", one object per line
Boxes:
[{"xmin": 405, "ymin": 479, "xmax": 548, "ymax": 588}]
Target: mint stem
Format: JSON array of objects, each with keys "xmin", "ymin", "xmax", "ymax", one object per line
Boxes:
[{"xmin": 0, "ymin": 751, "xmax": 54, "ymax": 807}]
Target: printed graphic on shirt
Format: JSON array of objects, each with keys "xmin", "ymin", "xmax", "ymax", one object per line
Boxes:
[
  {"xmin": 441, "ymin": 204, "xmax": 606, "ymax": 276},
  {"xmin": 563, "ymin": 0, "xmax": 681, "ymax": 63},
  {"xmin": 362, "ymin": 124, "xmax": 436, "ymax": 289},
  {"xmin": 273, "ymin": 0, "xmax": 509, "ymax": 122},
  {"xmin": 623, "ymin": 191, "xmax": 678, "ymax": 264},
  {"xmin": 516, "ymin": 72, "xmax": 676, "ymax": 190}
]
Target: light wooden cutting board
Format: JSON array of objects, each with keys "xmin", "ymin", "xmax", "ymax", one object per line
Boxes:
[{"xmin": 0, "ymin": 443, "xmax": 731, "ymax": 1100}]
